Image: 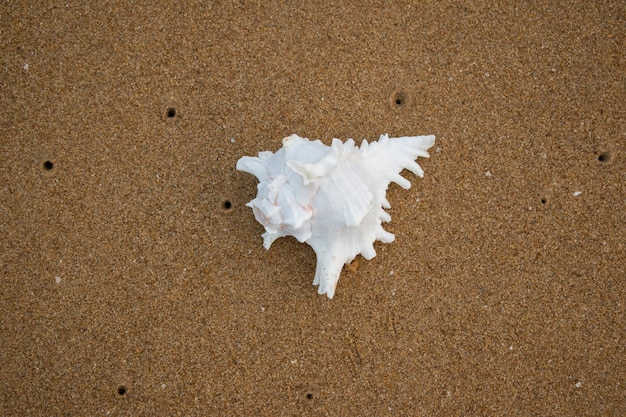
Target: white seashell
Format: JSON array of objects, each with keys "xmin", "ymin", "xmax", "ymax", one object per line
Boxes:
[{"xmin": 237, "ymin": 133, "xmax": 435, "ymax": 299}]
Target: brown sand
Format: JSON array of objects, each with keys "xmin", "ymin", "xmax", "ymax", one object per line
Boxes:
[{"xmin": 1, "ymin": 2, "xmax": 624, "ymax": 416}]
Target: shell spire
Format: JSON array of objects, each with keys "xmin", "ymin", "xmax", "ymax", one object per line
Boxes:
[{"xmin": 237, "ymin": 133, "xmax": 435, "ymax": 298}]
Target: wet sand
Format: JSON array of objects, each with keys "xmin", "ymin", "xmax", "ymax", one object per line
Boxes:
[{"xmin": 1, "ymin": 2, "xmax": 624, "ymax": 415}]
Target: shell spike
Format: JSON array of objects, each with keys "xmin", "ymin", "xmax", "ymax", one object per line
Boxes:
[
  {"xmin": 377, "ymin": 229, "xmax": 395, "ymax": 243},
  {"xmin": 312, "ymin": 248, "xmax": 345, "ymax": 299},
  {"xmin": 361, "ymin": 243, "xmax": 377, "ymax": 260},
  {"xmin": 287, "ymin": 141, "xmax": 340, "ymax": 183},
  {"xmin": 236, "ymin": 156, "xmax": 268, "ymax": 180},
  {"xmin": 406, "ymin": 160, "xmax": 425, "ymax": 177},
  {"xmin": 262, "ymin": 232, "xmax": 280, "ymax": 249},
  {"xmin": 342, "ymin": 138, "xmax": 356, "ymax": 150},
  {"xmin": 391, "ymin": 173, "xmax": 412, "ymax": 189}
]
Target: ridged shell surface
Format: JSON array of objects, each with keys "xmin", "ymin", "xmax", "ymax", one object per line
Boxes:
[{"xmin": 237, "ymin": 133, "xmax": 435, "ymax": 299}]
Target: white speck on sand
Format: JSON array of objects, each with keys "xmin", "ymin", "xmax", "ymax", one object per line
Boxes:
[
  {"xmin": 575, "ymin": 381, "xmax": 582, "ymax": 388},
  {"xmin": 573, "ymin": 191, "xmax": 582, "ymax": 197},
  {"xmin": 485, "ymin": 170, "xmax": 492, "ymax": 177},
  {"xmin": 54, "ymin": 276, "xmax": 62, "ymax": 284}
]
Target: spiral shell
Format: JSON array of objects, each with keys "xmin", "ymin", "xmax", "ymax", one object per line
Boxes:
[{"xmin": 237, "ymin": 133, "xmax": 435, "ymax": 298}]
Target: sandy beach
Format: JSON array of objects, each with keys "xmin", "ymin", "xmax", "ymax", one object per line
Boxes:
[{"xmin": 1, "ymin": 2, "xmax": 624, "ymax": 415}]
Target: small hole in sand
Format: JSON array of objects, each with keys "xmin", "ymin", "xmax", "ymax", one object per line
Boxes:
[
  {"xmin": 166, "ymin": 107, "xmax": 176, "ymax": 118},
  {"xmin": 117, "ymin": 385, "xmax": 127, "ymax": 396},
  {"xmin": 598, "ymin": 152, "xmax": 610, "ymax": 162},
  {"xmin": 391, "ymin": 90, "xmax": 408, "ymax": 107},
  {"xmin": 306, "ymin": 393, "xmax": 313, "ymax": 400},
  {"xmin": 43, "ymin": 160, "xmax": 54, "ymax": 170},
  {"xmin": 222, "ymin": 200, "xmax": 232, "ymax": 210},
  {"xmin": 541, "ymin": 198, "xmax": 546, "ymax": 204}
]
